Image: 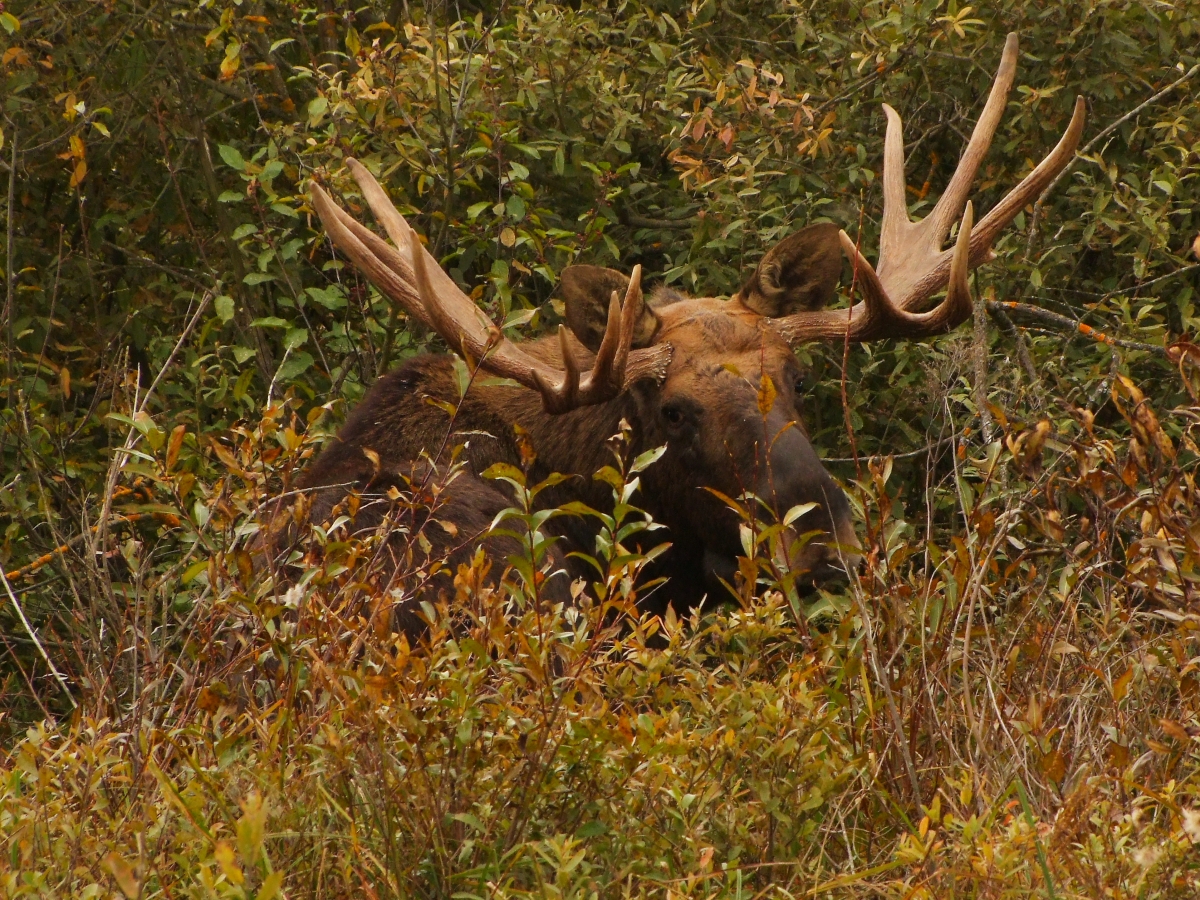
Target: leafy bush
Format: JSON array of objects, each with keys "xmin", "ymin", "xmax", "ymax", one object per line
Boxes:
[{"xmin": 3, "ymin": 0, "xmax": 1200, "ymax": 896}]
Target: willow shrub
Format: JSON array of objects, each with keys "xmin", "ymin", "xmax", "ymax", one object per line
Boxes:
[{"xmin": 3, "ymin": 1, "xmax": 1200, "ymax": 897}]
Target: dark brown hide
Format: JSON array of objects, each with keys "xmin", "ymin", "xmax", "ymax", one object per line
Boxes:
[{"xmin": 282, "ymin": 226, "xmax": 860, "ymax": 625}]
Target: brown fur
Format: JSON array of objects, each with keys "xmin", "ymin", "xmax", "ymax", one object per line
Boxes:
[{"xmin": 279, "ymin": 230, "xmax": 860, "ymax": 626}]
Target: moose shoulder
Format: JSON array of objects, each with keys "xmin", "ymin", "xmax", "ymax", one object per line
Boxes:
[{"xmin": 286, "ymin": 33, "xmax": 1085, "ymax": 628}]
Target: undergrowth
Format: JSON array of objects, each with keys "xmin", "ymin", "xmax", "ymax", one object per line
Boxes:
[
  {"xmin": 3, "ymin": 364, "xmax": 1200, "ymax": 898},
  {"xmin": 4, "ymin": 0, "xmax": 1200, "ymax": 896}
]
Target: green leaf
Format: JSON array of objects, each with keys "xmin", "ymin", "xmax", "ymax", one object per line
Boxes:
[
  {"xmin": 306, "ymin": 286, "xmax": 346, "ymax": 310},
  {"xmin": 574, "ymin": 819, "xmax": 606, "ymax": 838},
  {"xmin": 0, "ymin": 12, "xmax": 20, "ymax": 34},
  {"xmin": 307, "ymin": 96, "xmax": 329, "ymax": 125},
  {"xmin": 232, "ymin": 346, "xmax": 257, "ymax": 364},
  {"xmin": 631, "ymin": 445, "xmax": 667, "ymax": 474},
  {"xmin": 231, "ymin": 223, "xmax": 258, "ymax": 241},
  {"xmin": 276, "ymin": 351, "xmax": 314, "ymax": 382},
  {"xmin": 218, "ymin": 144, "xmax": 246, "ymax": 171},
  {"xmin": 283, "ymin": 327, "xmax": 308, "ymax": 351},
  {"xmin": 243, "ymin": 272, "xmax": 275, "ymax": 286},
  {"xmin": 218, "ymin": 190, "xmax": 244, "ymax": 203},
  {"xmin": 466, "ymin": 201, "xmax": 490, "ymax": 221},
  {"xmin": 214, "ymin": 295, "xmax": 235, "ymax": 323},
  {"xmin": 181, "ymin": 559, "xmax": 209, "ymax": 586},
  {"xmin": 251, "ymin": 316, "xmax": 289, "ymax": 329}
]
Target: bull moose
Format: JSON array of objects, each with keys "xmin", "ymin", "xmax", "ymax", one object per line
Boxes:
[{"xmin": 287, "ymin": 34, "xmax": 1084, "ymax": 631}]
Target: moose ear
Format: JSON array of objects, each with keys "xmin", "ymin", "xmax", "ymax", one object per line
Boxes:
[
  {"xmin": 560, "ymin": 265, "xmax": 660, "ymax": 351},
  {"xmin": 736, "ymin": 223, "xmax": 844, "ymax": 317}
]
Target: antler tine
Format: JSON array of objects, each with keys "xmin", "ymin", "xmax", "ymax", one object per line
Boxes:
[
  {"xmin": 591, "ymin": 264, "xmax": 643, "ymax": 393},
  {"xmin": 925, "ymin": 32, "xmax": 1019, "ymax": 241},
  {"xmin": 347, "ymin": 158, "xmax": 412, "ymax": 251},
  {"xmin": 587, "ymin": 290, "xmax": 624, "ymax": 394},
  {"xmin": 942, "ymin": 200, "xmax": 975, "ymax": 323},
  {"xmin": 879, "ymin": 104, "xmax": 911, "ymax": 254},
  {"xmin": 876, "ymin": 32, "xmax": 1020, "ymax": 307},
  {"xmin": 310, "ymin": 183, "xmax": 429, "ymax": 324},
  {"xmin": 405, "ymin": 217, "xmax": 477, "ymax": 360}
]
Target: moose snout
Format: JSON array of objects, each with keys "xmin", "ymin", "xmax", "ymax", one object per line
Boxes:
[{"xmin": 757, "ymin": 413, "xmax": 861, "ymax": 581}]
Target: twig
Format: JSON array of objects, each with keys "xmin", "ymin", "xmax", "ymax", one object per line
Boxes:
[
  {"xmin": 1103, "ymin": 262, "xmax": 1200, "ymax": 298},
  {"xmin": 618, "ymin": 209, "xmax": 695, "ymax": 231},
  {"xmin": 973, "ymin": 283, "xmax": 994, "ymax": 441},
  {"xmin": 3, "ymin": 125, "xmax": 15, "ymax": 402},
  {"xmin": 822, "ymin": 433, "xmax": 959, "ymax": 465},
  {"xmin": 1, "ymin": 567, "xmax": 77, "ymax": 708},
  {"xmin": 988, "ymin": 299, "xmax": 1169, "ymax": 357}
]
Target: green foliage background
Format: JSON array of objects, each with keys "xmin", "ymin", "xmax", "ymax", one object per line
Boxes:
[{"xmin": 2, "ymin": 0, "xmax": 1200, "ymax": 897}]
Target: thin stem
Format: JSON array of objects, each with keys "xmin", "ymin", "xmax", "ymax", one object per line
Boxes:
[
  {"xmin": 4, "ymin": 125, "xmax": 15, "ymax": 405},
  {"xmin": 1, "ymin": 567, "xmax": 77, "ymax": 709}
]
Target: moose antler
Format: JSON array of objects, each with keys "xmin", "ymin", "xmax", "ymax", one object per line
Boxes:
[
  {"xmin": 773, "ymin": 33, "xmax": 1086, "ymax": 345},
  {"xmin": 309, "ymin": 159, "xmax": 671, "ymax": 414}
]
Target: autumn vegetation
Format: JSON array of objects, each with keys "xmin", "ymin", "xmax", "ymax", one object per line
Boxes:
[{"xmin": 3, "ymin": 1, "xmax": 1200, "ymax": 897}]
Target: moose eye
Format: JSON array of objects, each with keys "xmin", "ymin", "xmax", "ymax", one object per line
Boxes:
[{"xmin": 661, "ymin": 403, "xmax": 686, "ymax": 428}]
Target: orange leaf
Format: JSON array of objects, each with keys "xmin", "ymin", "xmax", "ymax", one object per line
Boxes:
[
  {"xmin": 1160, "ymin": 719, "xmax": 1191, "ymax": 743},
  {"xmin": 166, "ymin": 425, "xmax": 186, "ymax": 471},
  {"xmin": 1112, "ymin": 667, "xmax": 1133, "ymax": 702}
]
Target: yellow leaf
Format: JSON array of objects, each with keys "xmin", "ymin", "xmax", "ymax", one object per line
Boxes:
[
  {"xmin": 257, "ymin": 871, "xmax": 284, "ymax": 900},
  {"xmin": 59, "ymin": 367, "xmax": 70, "ymax": 399},
  {"xmin": 499, "ymin": 226, "xmax": 516, "ymax": 247},
  {"xmin": 214, "ymin": 841, "xmax": 244, "ymax": 885},
  {"xmin": 756, "ymin": 373, "xmax": 776, "ymax": 415},
  {"xmin": 103, "ymin": 853, "xmax": 141, "ymax": 899},
  {"xmin": 237, "ymin": 792, "xmax": 269, "ymax": 865},
  {"xmin": 1160, "ymin": 718, "xmax": 1191, "ymax": 743},
  {"xmin": 219, "ymin": 42, "xmax": 242, "ymax": 81},
  {"xmin": 69, "ymin": 159, "xmax": 88, "ymax": 189}
]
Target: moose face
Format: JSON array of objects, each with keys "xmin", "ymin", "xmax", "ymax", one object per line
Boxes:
[{"xmin": 558, "ymin": 226, "xmax": 861, "ymax": 586}]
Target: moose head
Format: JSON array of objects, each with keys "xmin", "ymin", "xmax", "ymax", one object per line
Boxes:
[{"xmin": 301, "ymin": 33, "xmax": 1084, "ymax": 614}]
